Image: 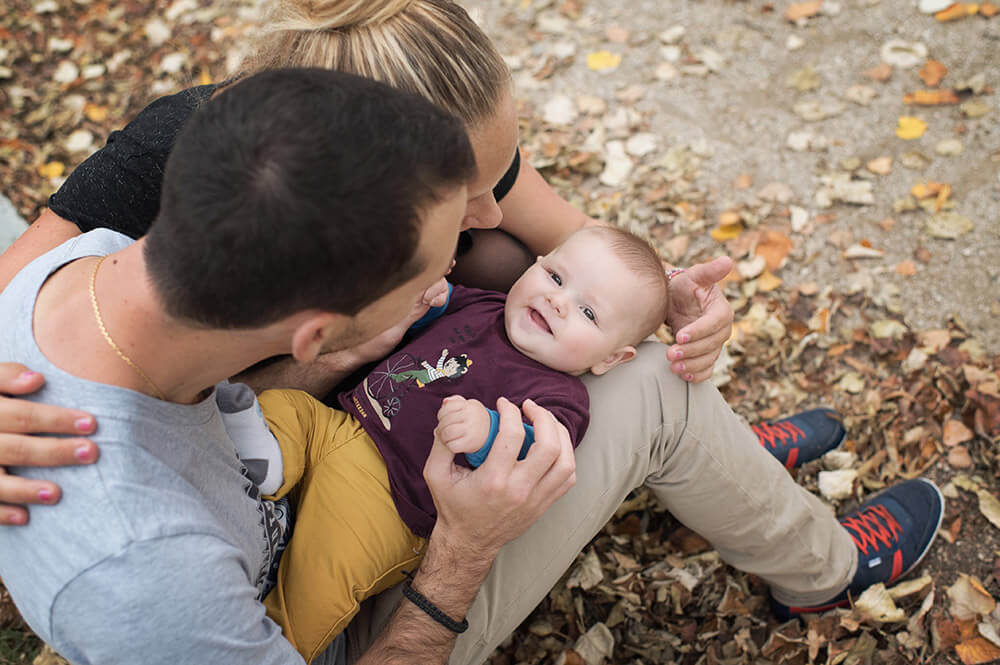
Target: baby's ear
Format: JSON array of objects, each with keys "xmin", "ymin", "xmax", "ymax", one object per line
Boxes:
[{"xmin": 590, "ymin": 345, "xmax": 637, "ymax": 376}]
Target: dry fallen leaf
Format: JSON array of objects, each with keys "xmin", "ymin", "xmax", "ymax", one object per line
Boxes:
[
  {"xmin": 866, "ymin": 62, "xmax": 893, "ymax": 81},
  {"xmin": 936, "ymin": 2, "xmax": 980, "ymax": 21},
  {"xmin": 943, "ymin": 419, "xmax": 974, "ymax": 446},
  {"xmin": 855, "ymin": 584, "xmax": 906, "ymax": 623},
  {"xmin": 978, "ymin": 489, "xmax": 1000, "ymax": 530},
  {"xmin": 785, "ymin": 0, "xmax": 824, "ymax": 21},
  {"xmin": 948, "ymin": 445, "xmax": 973, "ymax": 468},
  {"xmin": 757, "ymin": 269, "xmax": 783, "ymax": 292},
  {"xmin": 896, "ymin": 116, "xmax": 928, "ymax": 139},
  {"xmin": 982, "ymin": 1, "xmax": 1000, "ymax": 16},
  {"xmin": 586, "ymin": 50, "xmax": 622, "ymax": 71},
  {"xmin": 83, "ymin": 102, "xmax": 109, "ymax": 122},
  {"xmin": 919, "ymin": 59, "xmax": 948, "ymax": 86},
  {"xmin": 711, "ymin": 211, "xmax": 744, "ymax": 241},
  {"xmin": 755, "ymin": 230, "xmax": 794, "ymax": 270},
  {"xmin": 36, "ymin": 161, "xmax": 65, "ymax": 179},
  {"xmin": 904, "ymin": 89, "xmax": 960, "ymax": 105},
  {"xmin": 948, "ymin": 574, "xmax": 997, "ymax": 621},
  {"xmin": 926, "ymin": 212, "xmax": 974, "ymax": 239},
  {"xmin": 867, "ymin": 156, "xmax": 893, "ymax": 175},
  {"xmin": 956, "ymin": 636, "xmax": 1000, "ymax": 665}
]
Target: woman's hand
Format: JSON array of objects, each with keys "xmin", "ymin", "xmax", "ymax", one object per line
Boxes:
[
  {"xmin": 664, "ymin": 257, "xmax": 735, "ymax": 383},
  {"xmin": 0, "ymin": 363, "xmax": 99, "ymax": 525}
]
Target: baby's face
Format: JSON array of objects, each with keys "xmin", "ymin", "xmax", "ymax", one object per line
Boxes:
[{"xmin": 504, "ymin": 231, "xmax": 642, "ymax": 375}]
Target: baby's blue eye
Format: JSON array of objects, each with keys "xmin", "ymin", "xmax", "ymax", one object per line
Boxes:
[
  {"xmin": 581, "ymin": 306, "xmax": 596, "ymax": 322},
  {"xmin": 549, "ymin": 272, "xmax": 562, "ymax": 286}
]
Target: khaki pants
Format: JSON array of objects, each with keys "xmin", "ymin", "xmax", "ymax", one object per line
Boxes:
[{"xmin": 341, "ymin": 341, "xmax": 857, "ymax": 665}]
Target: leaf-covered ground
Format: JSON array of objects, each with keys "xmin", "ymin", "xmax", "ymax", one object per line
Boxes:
[{"xmin": 1, "ymin": 1, "xmax": 998, "ymax": 664}]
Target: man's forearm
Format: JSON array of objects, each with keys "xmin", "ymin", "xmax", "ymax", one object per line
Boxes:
[{"xmin": 356, "ymin": 528, "xmax": 496, "ymax": 665}]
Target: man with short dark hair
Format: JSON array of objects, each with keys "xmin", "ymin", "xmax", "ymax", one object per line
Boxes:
[{"xmin": 0, "ymin": 68, "xmax": 576, "ymax": 665}]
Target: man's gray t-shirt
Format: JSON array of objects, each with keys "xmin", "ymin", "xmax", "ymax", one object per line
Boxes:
[{"xmin": 0, "ymin": 229, "xmax": 303, "ymax": 664}]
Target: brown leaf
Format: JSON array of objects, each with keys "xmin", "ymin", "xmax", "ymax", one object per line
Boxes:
[
  {"xmin": 982, "ymin": 2, "xmax": 1000, "ymax": 16},
  {"xmin": 785, "ymin": 0, "xmax": 823, "ymax": 21},
  {"xmin": 919, "ymin": 60, "xmax": 948, "ymax": 86},
  {"xmin": 943, "ymin": 419, "xmax": 974, "ymax": 446},
  {"xmin": 896, "ymin": 260, "xmax": 917, "ymax": 276},
  {"xmin": 866, "ymin": 62, "xmax": 893, "ymax": 82},
  {"xmin": 948, "ymin": 445, "xmax": 972, "ymax": 468}
]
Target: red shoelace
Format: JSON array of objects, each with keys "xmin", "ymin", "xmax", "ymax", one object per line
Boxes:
[
  {"xmin": 842, "ymin": 503, "xmax": 906, "ymax": 581},
  {"xmin": 751, "ymin": 421, "xmax": 805, "ymax": 450}
]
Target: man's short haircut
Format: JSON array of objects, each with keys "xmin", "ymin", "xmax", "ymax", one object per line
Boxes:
[
  {"xmin": 581, "ymin": 226, "xmax": 670, "ymax": 344},
  {"xmin": 144, "ymin": 67, "xmax": 476, "ymax": 329}
]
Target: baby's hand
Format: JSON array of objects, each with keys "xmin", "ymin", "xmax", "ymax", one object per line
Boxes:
[
  {"xmin": 421, "ymin": 278, "xmax": 450, "ymax": 309},
  {"xmin": 435, "ymin": 395, "xmax": 492, "ymax": 455}
]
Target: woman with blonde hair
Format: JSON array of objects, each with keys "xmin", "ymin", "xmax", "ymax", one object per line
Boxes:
[{"xmin": 0, "ymin": 1, "xmax": 854, "ymax": 663}]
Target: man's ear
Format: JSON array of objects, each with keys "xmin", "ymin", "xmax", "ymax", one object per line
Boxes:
[
  {"xmin": 589, "ymin": 345, "xmax": 637, "ymax": 376},
  {"xmin": 289, "ymin": 312, "xmax": 342, "ymax": 363}
]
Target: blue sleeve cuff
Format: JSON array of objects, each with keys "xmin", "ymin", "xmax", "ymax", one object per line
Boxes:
[
  {"xmin": 409, "ymin": 282, "xmax": 453, "ymax": 330},
  {"xmin": 465, "ymin": 409, "xmax": 535, "ymax": 467}
]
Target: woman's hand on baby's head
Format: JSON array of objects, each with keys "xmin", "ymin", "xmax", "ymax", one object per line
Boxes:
[{"xmin": 435, "ymin": 395, "xmax": 492, "ymax": 454}]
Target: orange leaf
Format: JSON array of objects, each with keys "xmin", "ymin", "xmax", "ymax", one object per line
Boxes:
[
  {"xmin": 754, "ymin": 230, "xmax": 794, "ymax": 270},
  {"xmin": 895, "ymin": 260, "xmax": 917, "ymax": 276},
  {"xmin": 785, "ymin": 0, "xmax": 823, "ymax": 21},
  {"xmin": 919, "ymin": 60, "xmax": 948, "ymax": 86},
  {"xmin": 83, "ymin": 103, "xmax": 108, "ymax": 123},
  {"xmin": 936, "ymin": 2, "xmax": 979, "ymax": 21},
  {"xmin": 36, "ymin": 161, "xmax": 65, "ymax": 179},
  {"xmin": 981, "ymin": 1, "xmax": 999, "ymax": 16},
  {"xmin": 911, "ymin": 181, "xmax": 947, "ymax": 199},
  {"xmin": 903, "ymin": 89, "xmax": 960, "ymax": 105},
  {"xmin": 956, "ymin": 637, "xmax": 1000, "ymax": 665},
  {"xmin": 935, "ymin": 183, "xmax": 952, "ymax": 212}
]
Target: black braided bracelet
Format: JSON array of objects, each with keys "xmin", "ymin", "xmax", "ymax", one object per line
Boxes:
[{"xmin": 400, "ymin": 571, "xmax": 469, "ymax": 634}]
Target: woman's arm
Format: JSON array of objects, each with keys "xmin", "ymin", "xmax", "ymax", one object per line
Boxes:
[
  {"xmin": 496, "ymin": 160, "xmax": 597, "ymax": 256},
  {"xmin": 0, "ymin": 209, "xmax": 82, "ymax": 292}
]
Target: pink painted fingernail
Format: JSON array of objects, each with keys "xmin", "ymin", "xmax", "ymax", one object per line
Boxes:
[
  {"xmin": 17, "ymin": 371, "xmax": 39, "ymax": 383},
  {"xmin": 673, "ymin": 349, "xmax": 684, "ymax": 360},
  {"xmin": 685, "ymin": 373, "xmax": 694, "ymax": 381},
  {"xmin": 75, "ymin": 417, "xmax": 94, "ymax": 433},
  {"xmin": 38, "ymin": 489, "xmax": 54, "ymax": 502},
  {"xmin": 75, "ymin": 445, "xmax": 93, "ymax": 462},
  {"xmin": 6, "ymin": 512, "xmax": 26, "ymax": 525},
  {"xmin": 677, "ymin": 363, "xmax": 686, "ymax": 372},
  {"xmin": 678, "ymin": 333, "xmax": 690, "ymax": 343}
]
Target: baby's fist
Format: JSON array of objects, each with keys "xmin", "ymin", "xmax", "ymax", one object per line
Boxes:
[{"xmin": 435, "ymin": 396, "xmax": 492, "ymax": 454}]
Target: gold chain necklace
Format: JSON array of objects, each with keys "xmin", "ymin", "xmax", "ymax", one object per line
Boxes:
[{"xmin": 89, "ymin": 256, "xmax": 167, "ymax": 400}]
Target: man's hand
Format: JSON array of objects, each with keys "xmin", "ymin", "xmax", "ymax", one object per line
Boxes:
[
  {"xmin": 434, "ymin": 395, "xmax": 492, "ymax": 455},
  {"xmin": 664, "ymin": 256, "xmax": 734, "ymax": 383},
  {"xmin": 0, "ymin": 363, "xmax": 99, "ymax": 525},
  {"xmin": 424, "ymin": 397, "xmax": 576, "ymax": 558}
]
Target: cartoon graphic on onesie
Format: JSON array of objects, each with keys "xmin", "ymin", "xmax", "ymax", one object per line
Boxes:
[{"xmin": 363, "ymin": 348, "xmax": 472, "ymax": 430}]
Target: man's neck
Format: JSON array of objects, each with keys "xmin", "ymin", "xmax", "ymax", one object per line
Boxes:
[{"xmin": 33, "ymin": 240, "xmax": 290, "ymax": 404}]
